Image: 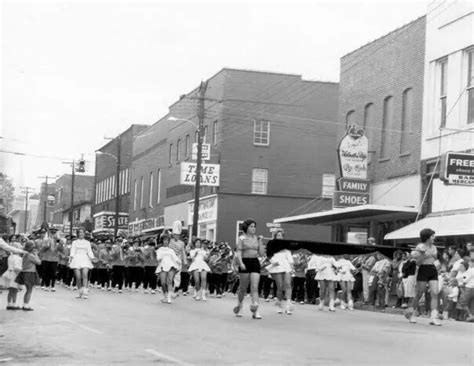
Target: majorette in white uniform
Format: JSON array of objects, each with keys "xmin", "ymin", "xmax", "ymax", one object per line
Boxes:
[
  {"xmin": 69, "ymin": 239, "xmax": 94, "ymax": 269},
  {"xmin": 335, "ymin": 258, "xmax": 356, "ymax": 282},
  {"xmin": 155, "ymin": 247, "xmax": 180, "ymax": 273},
  {"xmin": 314, "ymin": 255, "xmax": 338, "ymax": 281},
  {"xmin": 268, "ymin": 249, "xmax": 294, "ymax": 274},
  {"xmin": 188, "ymin": 248, "xmax": 210, "ymax": 272}
]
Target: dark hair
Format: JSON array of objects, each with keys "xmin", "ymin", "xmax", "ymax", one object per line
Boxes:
[
  {"xmin": 419, "ymin": 228, "xmax": 435, "ymax": 243},
  {"xmin": 241, "ymin": 219, "xmax": 257, "ymax": 234},
  {"xmin": 160, "ymin": 234, "xmax": 170, "ymax": 244},
  {"xmin": 192, "ymin": 238, "xmax": 202, "ymax": 248}
]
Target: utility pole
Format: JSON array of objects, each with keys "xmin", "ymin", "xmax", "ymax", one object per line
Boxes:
[
  {"xmin": 114, "ymin": 136, "xmax": 121, "ymax": 238},
  {"xmin": 38, "ymin": 176, "xmax": 49, "ymax": 226},
  {"xmin": 192, "ymin": 81, "xmax": 208, "ymax": 237},
  {"xmin": 20, "ymin": 186, "xmax": 34, "ymax": 233}
]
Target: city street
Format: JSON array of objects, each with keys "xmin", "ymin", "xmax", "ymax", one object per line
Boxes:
[{"xmin": 0, "ymin": 287, "xmax": 472, "ymax": 365}]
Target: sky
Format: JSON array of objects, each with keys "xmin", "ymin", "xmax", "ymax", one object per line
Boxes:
[{"xmin": 1, "ymin": 0, "xmax": 431, "ymax": 196}]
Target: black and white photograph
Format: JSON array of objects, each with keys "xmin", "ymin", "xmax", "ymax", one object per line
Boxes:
[{"xmin": 0, "ymin": 0, "xmax": 473, "ymax": 364}]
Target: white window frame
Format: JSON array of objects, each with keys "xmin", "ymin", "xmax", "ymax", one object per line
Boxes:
[
  {"xmin": 251, "ymin": 168, "xmax": 268, "ymax": 194},
  {"xmin": 149, "ymin": 172, "xmax": 154, "ymax": 208},
  {"xmin": 439, "ymin": 58, "xmax": 448, "ymax": 128},
  {"xmin": 253, "ymin": 120, "xmax": 270, "ymax": 146}
]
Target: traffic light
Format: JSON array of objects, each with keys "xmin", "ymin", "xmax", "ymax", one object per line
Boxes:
[{"xmin": 76, "ymin": 160, "xmax": 85, "ymax": 173}]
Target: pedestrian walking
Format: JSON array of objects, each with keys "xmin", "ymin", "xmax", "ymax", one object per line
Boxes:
[
  {"xmin": 233, "ymin": 218, "xmax": 265, "ymax": 319},
  {"xmin": 15, "ymin": 241, "xmax": 41, "ymax": 311},
  {"xmin": 404, "ymin": 228, "xmax": 442, "ymax": 325},
  {"xmin": 268, "ymin": 230, "xmax": 294, "ymax": 315},
  {"xmin": 69, "ymin": 228, "xmax": 95, "ymax": 299},
  {"xmin": 155, "ymin": 234, "xmax": 180, "ymax": 304},
  {"xmin": 188, "ymin": 238, "xmax": 211, "ymax": 301}
]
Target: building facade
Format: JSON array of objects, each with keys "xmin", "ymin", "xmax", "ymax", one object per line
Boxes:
[
  {"xmin": 92, "ymin": 124, "xmax": 148, "ymax": 236},
  {"xmin": 129, "ymin": 68, "xmax": 339, "ymax": 244},
  {"xmin": 386, "ymin": 1, "xmax": 474, "ymax": 245},
  {"xmin": 8, "ymin": 196, "xmax": 39, "ymax": 234},
  {"xmin": 276, "ymin": 16, "xmax": 426, "ymax": 245},
  {"xmin": 34, "ymin": 181, "xmax": 57, "ymax": 229},
  {"xmin": 52, "ymin": 174, "xmax": 95, "ymax": 234}
]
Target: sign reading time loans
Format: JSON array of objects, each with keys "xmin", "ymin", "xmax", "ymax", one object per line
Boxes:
[
  {"xmin": 441, "ymin": 152, "xmax": 474, "ymax": 186},
  {"xmin": 180, "ymin": 162, "xmax": 220, "ymax": 187},
  {"xmin": 192, "ymin": 143, "xmax": 210, "ymax": 161}
]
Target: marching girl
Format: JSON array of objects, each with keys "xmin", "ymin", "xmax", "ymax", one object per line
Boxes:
[
  {"xmin": 168, "ymin": 227, "xmax": 188, "ymax": 296},
  {"xmin": 143, "ymin": 239, "xmax": 158, "ymax": 294},
  {"xmin": 268, "ymin": 230, "xmax": 294, "ymax": 314},
  {"xmin": 155, "ymin": 234, "xmax": 180, "ymax": 304},
  {"xmin": 336, "ymin": 255, "xmax": 356, "ymax": 310},
  {"xmin": 0, "ymin": 241, "xmax": 23, "ymax": 310},
  {"xmin": 97, "ymin": 240, "xmax": 111, "ymax": 290},
  {"xmin": 15, "ymin": 241, "xmax": 41, "ymax": 311},
  {"xmin": 233, "ymin": 219, "xmax": 265, "ymax": 319},
  {"xmin": 188, "ymin": 238, "xmax": 211, "ymax": 301},
  {"xmin": 315, "ymin": 255, "xmax": 338, "ymax": 311},
  {"xmin": 110, "ymin": 239, "xmax": 125, "ymax": 293},
  {"xmin": 69, "ymin": 228, "xmax": 95, "ymax": 299}
]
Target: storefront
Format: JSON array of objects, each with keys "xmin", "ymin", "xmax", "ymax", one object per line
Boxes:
[
  {"xmin": 93, "ymin": 211, "xmax": 129, "ymax": 237},
  {"xmin": 187, "ymin": 194, "xmax": 218, "ymax": 242},
  {"xmin": 128, "ymin": 216, "xmax": 165, "ymax": 238}
]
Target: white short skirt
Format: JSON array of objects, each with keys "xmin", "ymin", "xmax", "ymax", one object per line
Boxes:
[
  {"xmin": 69, "ymin": 254, "xmax": 93, "ymax": 269},
  {"xmin": 155, "ymin": 257, "xmax": 178, "ymax": 273},
  {"xmin": 403, "ymin": 275, "xmax": 416, "ymax": 298},
  {"xmin": 315, "ymin": 269, "xmax": 338, "ymax": 281},
  {"xmin": 338, "ymin": 272, "xmax": 355, "ymax": 282},
  {"xmin": 188, "ymin": 258, "xmax": 210, "ymax": 272}
]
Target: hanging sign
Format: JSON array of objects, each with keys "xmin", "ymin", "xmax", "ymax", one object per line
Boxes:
[
  {"xmin": 180, "ymin": 162, "xmax": 220, "ymax": 187},
  {"xmin": 192, "ymin": 143, "xmax": 210, "ymax": 161},
  {"xmin": 337, "ymin": 124, "xmax": 368, "ymax": 180},
  {"xmin": 440, "ymin": 152, "xmax": 474, "ymax": 186}
]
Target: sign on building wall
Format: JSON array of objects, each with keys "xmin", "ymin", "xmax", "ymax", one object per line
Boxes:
[
  {"xmin": 337, "ymin": 124, "xmax": 368, "ymax": 180},
  {"xmin": 192, "ymin": 143, "xmax": 210, "ymax": 161},
  {"xmin": 188, "ymin": 195, "xmax": 218, "ymax": 225},
  {"xmin": 93, "ymin": 211, "xmax": 129, "ymax": 231},
  {"xmin": 440, "ymin": 152, "xmax": 474, "ymax": 186},
  {"xmin": 180, "ymin": 162, "xmax": 220, "ymax": 187},
  {"xmin": 334, "ymin": 124, "xmax": 371, "ymax": 208}
]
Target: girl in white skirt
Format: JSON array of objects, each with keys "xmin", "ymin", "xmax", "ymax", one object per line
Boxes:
[
  {"xmin": 188, "ymin": 238, "xmax": 211, "ymax": 301},
  {"xmin": 315, "ymin": 255, "xmax": 338, "ymax": 311},
  {"xmin": 268, "ymin": 230, "xmax": 294, "ymax": 315},
  {"xmin": 69, "ymin": 228, "xmax": 95, "ymax": 299},
  {"xmin": 155, "ymin": 234, "xmax": 180, "ymax": 304},
  {"xmin": 336, "ymin": 255, "xmax": 356, "ymax": 310},
  {"xmin": 0, "ymin": 242, "xmax": 23, "ymax": 310}
]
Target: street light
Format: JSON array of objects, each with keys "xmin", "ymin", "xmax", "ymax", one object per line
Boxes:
[
  {"xmin": 95, "ymin": 145, "xmax": 121, "ymax": 239},
  {"xmin": 168, "ymin": 113, "xmax": 203, "ymax": 239}
]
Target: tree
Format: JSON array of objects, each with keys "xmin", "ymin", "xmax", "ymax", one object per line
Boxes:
[{"xmin": 0, "ymin": 173, "xmax": 15, "ymax": 214}]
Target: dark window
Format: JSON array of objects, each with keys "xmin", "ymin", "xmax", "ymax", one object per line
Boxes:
[
  {"xmin": 439, "ymin": 59, "xmax": 448, "ymax": 128},
  {"xmin": 185, "ymin": 135, "xmax": 190, "ymax": 158},
  {"xmin": 363, "ymin": 103, "xmax": 374, "ymax": 150},
  {"xmin": 400, "ymin": 89, "xmax": 413, "ymax": 154},
  {"xmin": 381, "ymin": 96, "xmax": 393, "ymax": 159},
  {"xmin": 212, "ymin": 121, "xmax": 218, "ymax": 146},
  {"xmin": 176, "ymin": 139, "xmax": 181, "ymax": 162},
  {"xmin": 346, "ymin": 110, "xmax": 356, "ymax": 127},
  {"xmin": 169, "ymin": 143, "xmax": 173, "ymax": 165}
]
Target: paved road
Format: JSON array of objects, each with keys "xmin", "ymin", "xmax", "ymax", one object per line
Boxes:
[{"xmin": 0, "ymin": 287, "xmax": 472, "ymax": 365}]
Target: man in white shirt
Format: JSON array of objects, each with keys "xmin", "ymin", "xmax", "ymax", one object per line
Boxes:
[{"xmin": 458, "ymin": 259, "xmax": 474, "ymax": 322}]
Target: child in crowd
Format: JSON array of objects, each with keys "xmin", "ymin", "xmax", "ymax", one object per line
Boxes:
[
  {"xmin": 0, "ymin": 242, "xmax": 23, "ymax": 310},
  {"xmin": 458, "ymin": 258, "xmax": 474, "ymax": 322},
  {"xmin": 401, "ymin": 254, "xmax": 416, "ymax": 308},
  {"xmin": 446, "ymin": 278, "xmax": 460, "ymax": 320},
  {"xmin": 15, "ymin": 241, "xmax": 41, "ymax": 311}
]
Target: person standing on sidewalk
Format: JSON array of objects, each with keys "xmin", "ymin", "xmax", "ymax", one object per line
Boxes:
[
  {"xmin": 361, "ymin": 251, "xmax": 377, "ymax": 304},
  {"xmin": 404, "ymin": 228, "xmax": 442, "ymax": 326}
]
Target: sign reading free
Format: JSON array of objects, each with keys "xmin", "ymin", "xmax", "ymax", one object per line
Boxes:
[{"xmin": 441, "ymin": 152, "xmax": 474, "ymax": 186}]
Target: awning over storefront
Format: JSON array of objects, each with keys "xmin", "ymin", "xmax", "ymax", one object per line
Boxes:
[
  {"xmin": 274, "ymin": 204, "xmax": 418, "ymax": 226},
  {"xmin": 384, "ymin": 212, "xmax": 474, "ymax": 240}
]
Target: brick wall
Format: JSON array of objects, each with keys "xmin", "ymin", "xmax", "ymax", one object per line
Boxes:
[{"xmin": 338, "ymin": 16, "xmax": 426, "ymax": 184}]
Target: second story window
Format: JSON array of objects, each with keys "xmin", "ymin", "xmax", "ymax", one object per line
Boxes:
[
  {"xmin": 169, "ymin": 143, "xmax": 173, "ymax": 166},
  {"xmin": 213, "ymin": 121, "xmax": 218, "ymax": 146},
  {"xmin": 381, "ymin": 96, "xmax": 393, "ymax": 159},
  {"xmin": 254, "ymin": 120, "xmax": 270, "ymax": 146},
  {"xmin": 467, "ymin": 49, "xmax": 474, "ymax": 124},
  {"xmin": 251, "ymin": 168, "xmax": 268, "ymax": 194},
  {"xmin": 176, "ymin": 139, "xmax": 181, "ymax": 162},
  {"xmin": 346, "ymin": 110, "xmax": 356, "ymax": 126},
  {"xmin": 439, "ymin": 58, "xmax": 448, "ymax": 128},
  {"xmin": 400, "ymin": 88, "xmax": 413, "ymax": 154},
  {"xmin": 185, "ymin": 135, "xmax": 190, "ymax": 158},
  {"xmin": 149, "ymin": 172, "xmax": 154, "ymax": 208},
  {"xmin": 133, "ymin": 179, "xmax": 138, "ymax": 211}
]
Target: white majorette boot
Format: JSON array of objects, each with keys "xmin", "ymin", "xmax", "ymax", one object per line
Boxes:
[
  {"xmin": 276, "ymin": 300, "xmax": 283, "ymax": 314},
  {"xmin": 404, "ymin": 307, "xmax": 417, "ymax": 323},
  {"xmin": 429, "ymin": 310, "xmax": 442, "ymax": 326},
  {"xmin": 348, "ymin": 300, "xmax": 354, "ymax": 311},
  {"xmin": 250, "ymin": 303, "xmax": 262, "ymax": 319},
  {"xmin": 340, "ymin": 301, "xmax": 346, "ymax": 310},
  {"xmin": 233, "ymin": 301, "xmax": 243, "ymax": 317},
  {"xmin": 285, "ymin": 300, "xmax": 293, "ymax": 315},
  {"xmin": 76, "ymin": 287, "xmax": 84, "ymax": 299},
  {"xmin": 329, "ymin": 299, "xmax": 336, "ymax": 312},
  {"xmin": 82, "ymin": 288, "xmax": 89, "ymax": 299},
  {"xmin": 202, "ymin": 289, "xmax": 207, "ymax": 301},
  {"xmin": 318, "ymin": 298, "xmax": 324, "ymax": 311},
  {"xmin": 195, "ymin": 289, "xmax": 202, "ymax": 301}
]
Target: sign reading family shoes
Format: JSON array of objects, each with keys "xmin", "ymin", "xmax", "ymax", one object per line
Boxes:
[
  {"xmin": 440, "ymin": 152, "xmax": 474, "ymax": 186},
  {"xmin": 334, "ymin": 124, "xmax": 371, "ymax": 208},
  {"xmin": 180, "ymin": 162, "xmax": 220, "ymax": 187}
]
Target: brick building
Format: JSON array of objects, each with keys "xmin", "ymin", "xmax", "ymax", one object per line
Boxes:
[
  {"xmin": 92, "ymin": 124, "xmax": 148, "ymax": 237},
  {"xmin": 52, "ymin": 174, "xmax": 94, "ymax": 234},
  {"xmin": 129, "ymin": 68, "xmax": 339, "ymax": 244},
  {"xmin": 276, "ymin": 17, "xmax": 426, "ymax": 245},
  {"xmin": 386, "ymin": 2, "xmax": 474, "ymax": 245}
]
